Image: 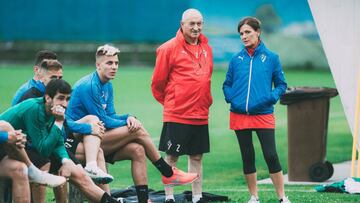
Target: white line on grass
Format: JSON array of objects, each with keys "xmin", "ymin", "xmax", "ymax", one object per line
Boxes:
[{"xmin": 206, "ymin": 188, "xmax": 314, "ymax": 193}]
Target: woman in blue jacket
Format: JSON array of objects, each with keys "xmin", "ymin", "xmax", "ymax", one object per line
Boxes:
[{"xmin": 223, "ymin": 17, "xmax": 290, "ymax": 203}]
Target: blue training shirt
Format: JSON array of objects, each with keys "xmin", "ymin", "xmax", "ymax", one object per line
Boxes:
[
  {"xmin": 12, "ymin": 79, "xmax": 45, "ymax": 106},
  {"xmin": 66, "ymin": 71, "xmax": 128, "ymax": 130}
]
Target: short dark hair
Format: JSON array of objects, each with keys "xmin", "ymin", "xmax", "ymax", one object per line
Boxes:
[
  {"xmin": 40, "ymin": 59, "xmax": 62, "ymax": 71},
  {"xmin": 35, "ymin": 50, "xmax": 57, "ymax": 66},
  {"xmin": 237, "ymin": 17, "xmax": 261, "ymax": 33},
  {"xmin": 45, "ymin": 79, "xmax": 72, "ymax": 99}
]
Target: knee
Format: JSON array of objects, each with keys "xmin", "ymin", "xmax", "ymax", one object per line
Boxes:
[
  {"xmin": 190, "ymin": 154, "xmax": 202, "ymax": 162},
  {"xmin": 165, "ymin": 155, "xmax": 178, "ymax": 165},
  {"xmin": 9, "ymin": 161, "xmax": 28, "ymax": 181},
  {"xmin": 264, "ymin": 153, "xmax": 279, "ymax": 165},
  {"xmin": 72, "ymin": 166, "xmax": 91, "ymax": 184},
  {"xmin": 133, "ymin": 127, "xmax": 149, "ymax": 139},
  {"xmin": 0, "ymin": 120, "xmax": 13, "ymax": 132},
  {"xmin": 129, "ymin": 144, "xmax": 146, "ymax": 161},
  {"xmin": 84, "ymin": 115, "xmax": 100, "ymax": 123},
  {"xmin": 264, "ymin": 153, "xmax": 282, "ymax": 172}
]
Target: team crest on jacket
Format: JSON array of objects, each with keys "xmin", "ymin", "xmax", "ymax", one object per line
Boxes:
[{"xmin": 260, "ymin": 54, "xmax": 267, "ymax": 62}]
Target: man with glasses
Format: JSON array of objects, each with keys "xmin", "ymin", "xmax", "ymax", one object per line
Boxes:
[
  {"xmin": 66, "ymin": 44, "xmax": 199, "ymax": 203},
  {"xmin": 151, "ymin": 8, "xmax": 213, "ymax": 203}
]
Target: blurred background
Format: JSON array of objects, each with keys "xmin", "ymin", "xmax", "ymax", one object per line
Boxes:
[{"xmin": 0, "ymin": 0, "xmax": 327, "ymax": 69}]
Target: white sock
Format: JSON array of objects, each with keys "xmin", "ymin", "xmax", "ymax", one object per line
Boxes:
[
  {"xmin": 85, "ymin": 161, "xmax": 98, "ymax": 170},
  {"xmin": 192, "ymin": 194, "xmax": 202, "ymax": 203},
  {"xmin": 165, "ymin": 195, "xmax": 175, "ymax": 200},
  {"xmin": 27, "ymin": 164, "xmax": 43, "ymax": 181}
]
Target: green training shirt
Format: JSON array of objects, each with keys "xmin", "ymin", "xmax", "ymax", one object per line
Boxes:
[{"xmin": 0, "ymin": 97, "xmax": 69, "ymax": 160}]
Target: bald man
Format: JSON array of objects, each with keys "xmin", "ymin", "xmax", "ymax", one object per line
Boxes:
[{"xmin": 152, "ymin": 8, "xmax": 213, "ymax": 203}]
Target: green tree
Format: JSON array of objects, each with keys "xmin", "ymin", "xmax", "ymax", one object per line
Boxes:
[{"xmin": 255, "ymin": 4, "xmax": 282, "ymax": 34}]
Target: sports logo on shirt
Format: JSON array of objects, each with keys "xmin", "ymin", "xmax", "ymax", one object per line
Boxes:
[
  {"xmin": 261, "ymin": 54, "xmax": 267, "ymax": 62},
  {"xmin": 238, "ymin": 55, "xmax": 244, "ymax": 61}
]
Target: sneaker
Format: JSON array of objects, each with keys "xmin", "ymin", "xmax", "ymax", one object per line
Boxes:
[
  {"xmin": 196, "ymin": 197, "xmax": 207, "ymax": 203},
  {"xmin": 85, "ymin": 166, "xmax": 114, "ymax": 184},
  {"xmin": 279, "ymin": 197, "xmax": 291, "ymax": 203},
  {"xmin": 164, "ymin": 199, "xmax": 175, "ymax": 203},
  {"xmin": 29, "ymin": 171, "xmax": 66, "ymax": 188},
  {"xmin": 162, "ymin": 167, "xmax": 198, "ymax": 186},
  {"xmin": 248, "ymin": 195, "xmax": 260, "ymax": 203}
]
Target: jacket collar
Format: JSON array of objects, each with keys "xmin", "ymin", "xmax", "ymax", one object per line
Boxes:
[
  {"xmin": 175, "ymin": 29, "xmax": 208, "ymax": 45},
  {"xmin": 93, "ymin": 71, "xmax": 107, "ymax": 85},
  {"xmin": 242, "ymin": 41, "xmax": 266, "ymax": 57},
  {"xmin": 30, "ymin": 79, "xmax": 46, "ymax": 93}
]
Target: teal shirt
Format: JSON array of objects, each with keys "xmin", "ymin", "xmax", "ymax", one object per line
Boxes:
[{"xmin": 0, "ymin": 97, "xmax": 69, "ymax": 160}]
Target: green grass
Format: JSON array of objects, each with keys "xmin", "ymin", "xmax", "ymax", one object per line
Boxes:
[{"xmin": 0, "ymin": 65, "xmax": 356, "ymax": 202}]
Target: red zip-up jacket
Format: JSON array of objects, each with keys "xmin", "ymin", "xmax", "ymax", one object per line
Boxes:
[{"xmin": 151, "ymin": 29, "xmax": 213, "ymax": 125}]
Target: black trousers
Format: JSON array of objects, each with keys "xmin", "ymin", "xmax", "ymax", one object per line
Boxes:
[{"xmin": 235, "ymin": 129, "xmax": 282, "ymax": 174}]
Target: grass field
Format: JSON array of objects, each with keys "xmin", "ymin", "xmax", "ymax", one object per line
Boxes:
[{"xmin": 0, "ymin": 65, "xmax": 357, "ymax": 202}]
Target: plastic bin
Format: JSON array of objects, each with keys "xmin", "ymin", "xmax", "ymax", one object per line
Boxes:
[{"xmin": 280, "ymin": 87, "xmax": 338, "ymax": 182}]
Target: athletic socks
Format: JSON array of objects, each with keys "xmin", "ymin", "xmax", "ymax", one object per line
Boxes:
[
  {"xmin": 152, "ymin": 157, "xmax": 173, "ymax": 177},
  {"xmin": 135, "ymin": 185, "xmax": 149, "ymax": 203},
  {"xmin": 166, "ymin": 195, "xmax": 175, "ymax": 201},
  {"xmin": 193, "ymin": 194, "xmax": 202, "ymax": 203},
  {"xmin": 27, "ymin": 164, "xmax": 43, "ymax": 181},
  {"xmin": 100, "ymin": 192, "xmax": 118, "ymax": 203},
  {"xmin": 85, "ymin": 161, "xmax": 98, "ymax": 170}
]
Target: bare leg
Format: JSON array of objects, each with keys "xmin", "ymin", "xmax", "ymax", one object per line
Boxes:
[
  {"xmin": 67, "ymin": 164, "xmax": 105, "ymax": 202},
  {"xmin": 30, "ymin": 163, "xmax": 50, "ymax": 203},
  {"xmin": 95, "ymin": 148, "xmax": 110, "ymax": 193},
  {"xmin": 0, "ymin": 156, "xmax": 30, "ymax": 203},
  {"xmin": 270, "ymin": 171, "xmax": 285, "ymax": 199},
  {"xmin": 101, "ymin": 126, "xmax": 161, "ymax": 162},
  {"xmin": 189, "ymin": 154, "xmax": 203, "ymax": 197},
  {"xmin": 53, "ymin": 184, "xmax": 68, "ymax": 203},
  {"xmin": 111, "ymin": 143, "xmax": 148, "ymax": 185},
  {"xmin": 74, "ymin": 115, "xmax": 103, "ymax": 165},
  {"xmin": 0, "ymin": 121, "xmax": 32, "ymax": 166},
  {"xmin": 75, "ymin": 143, "xmax": 110, "ymax": 193},
  {"xmin": 164, "ymin": 155, "xmax": 178, "ymax": 198},
  {"xmin": 245, "ymin": 172, "xmax": 258, "ymax": 198}
]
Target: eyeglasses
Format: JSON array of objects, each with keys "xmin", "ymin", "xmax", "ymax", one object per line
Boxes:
[{"xmin": 96, "ymin": 44, "xmax": 120, "ymax": 56}]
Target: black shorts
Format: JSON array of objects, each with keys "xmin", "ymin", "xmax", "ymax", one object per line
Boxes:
[
  {"xmin": 49, "ymin": 149, "xmax": 81, "ymax": 174},
  {"xmin": 0, "ymin": 145, "xmax": 6, "ymax": 160},
  {"xmin": 26, "ymin": 148, "xmax": 50, "ymax": 169},
  {"xmin": 104, "ymin": 153, "xmax": 116, "ymax": 164},
  {"xmin": 159, "ymin": 122, "xmax": 210, "ymax": 156},
  {"xmin": 64, "ymin": 137, "xmax": 81, "ymax": 155}
]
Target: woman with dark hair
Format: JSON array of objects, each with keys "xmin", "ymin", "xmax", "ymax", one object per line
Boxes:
[{"xmin": 223, "ymin": 17, "xmax": 290, "ymax": 203}]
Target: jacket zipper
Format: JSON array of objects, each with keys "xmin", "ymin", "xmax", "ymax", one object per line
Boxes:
[{"xmin": 246, "ymin": 57, "xmax": 253, "ymax": 114}]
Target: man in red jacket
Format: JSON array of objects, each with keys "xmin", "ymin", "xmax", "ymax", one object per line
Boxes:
[{"xmin": 151, "ymin": 8, "xmax": 213, "ymax": 203}]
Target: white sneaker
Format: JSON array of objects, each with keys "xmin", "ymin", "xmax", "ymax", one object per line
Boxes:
[
  {"xmin": 29, "ymin": 171, "xmax": 66, "ymax": 188},
  {"xmin": 85, "ymin": 166, "xmax": 114, "ymax": 184},
  {"xmin": 279, "ymin": 197, "xmax": 291, "ymax": 203},
  {"xmin": 248, "ymin": 195, "xmax": 260, "ymax": 203}
]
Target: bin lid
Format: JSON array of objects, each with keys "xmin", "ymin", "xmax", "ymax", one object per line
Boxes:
[{"xmin": 280, "ymin": 87, "xmax": 338, "ymax": 105}]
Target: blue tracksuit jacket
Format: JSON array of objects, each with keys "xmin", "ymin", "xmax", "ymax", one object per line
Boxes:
[
  {"xmin": 222, "ymin": 42, "xmax": 287, "ymax": 115},
  {"xmin": 66, "ymin": 71, "xmax": 128, "ymax": 131}
]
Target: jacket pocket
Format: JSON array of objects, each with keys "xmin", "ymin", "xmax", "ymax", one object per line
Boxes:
[{"xmin": 249, "ymin": 94, "xmax": 274, "ymax": 113}]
